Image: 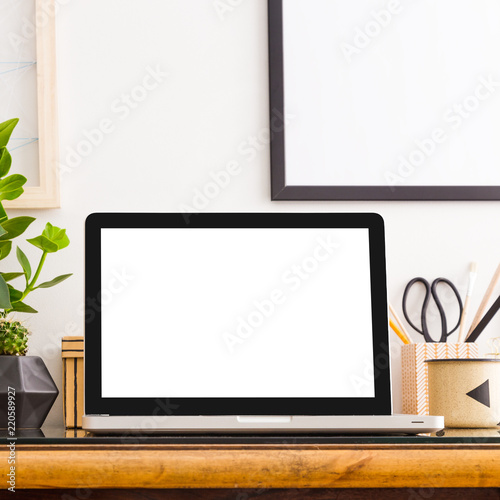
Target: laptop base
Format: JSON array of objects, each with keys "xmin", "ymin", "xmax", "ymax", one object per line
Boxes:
[{"xmin": 83, "ymin": 414, "xmax": 444, "ymax": 435}]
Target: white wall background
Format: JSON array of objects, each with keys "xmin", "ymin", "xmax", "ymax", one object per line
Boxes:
[{"xmin": 7, "ymin": 0, "xmax": 500, "ymax": 426}]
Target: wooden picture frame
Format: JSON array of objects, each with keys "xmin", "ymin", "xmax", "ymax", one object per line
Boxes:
[
  {"xmin": 3, "ymin": 0, "xmax": 59, "ymax": 209},
  {"xmin": 269, "ymin": 0, "xmax": 500, "ymax": 201}
]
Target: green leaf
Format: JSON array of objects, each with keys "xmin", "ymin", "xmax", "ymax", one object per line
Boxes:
[
  {"xmin": 0, "ymin": 272, "xmax": 24, "ymax": 282},
  {"xmin": 0, "ymin": 174, "xmax": 26, "ymax": 192},
  {"xmin": 35, "ymin": 273, "xmax": 72, "ymax": 289},
  {"xmin": 43, "ymin": 223, "xmax": 70, "ymax": 250},
  {"xmin": 7, "ymin": 286, "xmax": 22, "ymax": 302},
  {"xmin": 0, "ymin": 118, "xmax": 19, "ymax": 149},
  {"xmin": 16, "ymin": 247, "xmax": 31, "ymax": 281},
  {"xmin": 27, "ymin": 234, "xmax": 59, "ymax": 253},
  {"xmin": 0, "ymin": 224, "xmax": 6, "ymax": 238},
  {"xmin": 0, "ymin": 148, "xmax": 12, "ymax": 178},
  {"xmin": 9, "ymin": 301, "xmax": 37, "ymax": 314},
  {"xmin": 0, "ymin": 274, "xmax": 12, "ymax": 309},
  {"xmin": 0, "ymin": 174, "xmax": 26, "ymax": 202},
  {"xmin": 0, "ymin": 203, "xmax": 7, "ymax": 224},
  {"xmin": 28, "ymin": 223, "xmax": 70, "ymax": 253},
  {"xmin": 0, "ymin": 187, "xmax": 23, "ymax": 201},
  {"xmin": 0, "ymin": 216, "xmax": 35, "ymax": 241},
  {"xmin": 0, "ymin": 241, "xmax": 12, "ymax": 260}
]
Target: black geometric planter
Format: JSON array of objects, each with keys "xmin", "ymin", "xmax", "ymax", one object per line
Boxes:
[{"xmin": 0, "ymin": 356, "xmax": 59, "ymax": 429}]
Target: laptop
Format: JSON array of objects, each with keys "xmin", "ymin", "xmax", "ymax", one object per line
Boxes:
[{"xmin": 83, "ymin": 212, "xmax": 443, "ymax": 434}]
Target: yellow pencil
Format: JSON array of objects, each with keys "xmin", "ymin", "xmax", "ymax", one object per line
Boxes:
[
  {"xmin": 389, "ymin": 303, "xmax": 413, "ymax": 344},
  {"xmin": 389, "ymin": 319, "xmax": 411, "ymax": 345}
]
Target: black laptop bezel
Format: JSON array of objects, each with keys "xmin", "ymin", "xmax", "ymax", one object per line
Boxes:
[{"xmin": 85, "ymin": 212, "xmax": 392, "ymax": 416}]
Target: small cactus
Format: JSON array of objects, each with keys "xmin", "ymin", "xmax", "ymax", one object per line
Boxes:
[{"xmin": 0, "ymin": 311, "xmax": 30, "ymax": 356}]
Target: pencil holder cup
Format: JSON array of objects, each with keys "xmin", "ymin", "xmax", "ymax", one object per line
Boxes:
[
  {"xmin": 426, "ymin": 359, "xmax": 500, "ymax": 428},
  {"xmin": 402, "ymin": 343, "xmax": 479, "ymax": 416}
]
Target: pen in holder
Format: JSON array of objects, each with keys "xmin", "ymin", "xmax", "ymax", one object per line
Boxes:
[{"xmin": 402, "ymin": 343, "xmax": 479, "ymax": 416}]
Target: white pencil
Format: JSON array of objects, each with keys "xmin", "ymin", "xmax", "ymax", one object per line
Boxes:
[{"xmin": 458, "ymin": 262, "xmax": 477, "ymax": 343}]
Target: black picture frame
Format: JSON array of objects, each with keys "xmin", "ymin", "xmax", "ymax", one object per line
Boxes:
[
  {"xmin": 268, "ymin": 0, "xmax": 500, "ymax": 201},
  {"xmin": 85, "ymin": 212, "xmax": 392, "ymax": 417}
]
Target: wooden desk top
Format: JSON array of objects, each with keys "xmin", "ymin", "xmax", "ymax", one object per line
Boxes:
[
  {"xmin": 2, "ymin": 428, "xmax": 500, "ymax": 490},
  {"xmin": 6, "ymin": 441, "xmax": 500, "ymax": 489}
]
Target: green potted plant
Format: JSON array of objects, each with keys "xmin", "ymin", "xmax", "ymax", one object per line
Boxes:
[{"xmin": 0, "ymin": 118, "xmax": 72, "ymax": 429}]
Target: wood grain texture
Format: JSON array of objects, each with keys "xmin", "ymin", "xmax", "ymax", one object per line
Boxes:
[{"xmin": 2, "ymin": 444, "xmax": 500, "ymax": 489}]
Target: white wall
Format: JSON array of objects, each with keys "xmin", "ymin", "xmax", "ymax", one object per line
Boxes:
[{"xmin": 8, "ymin": 0, "xmax": 500, "ymax": 426}]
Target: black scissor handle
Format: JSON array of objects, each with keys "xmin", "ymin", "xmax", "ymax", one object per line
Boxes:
[
  {"xmin": 402, "ymin": 277, "xmax": 431, "ymax": 337},
  {"xmin": 430, "ymin": 278, "xmax": 463, "ymax": 340}
]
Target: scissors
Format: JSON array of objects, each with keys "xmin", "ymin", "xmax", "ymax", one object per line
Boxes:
[{"xmin": 402, "ymin": 277, "xmax": 463, "ymax": 343}]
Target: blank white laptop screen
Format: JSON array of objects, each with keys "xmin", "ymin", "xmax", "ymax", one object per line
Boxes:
[{"xmin": 100, "ymin": 227, "xmax": 375, "ymax": 399}]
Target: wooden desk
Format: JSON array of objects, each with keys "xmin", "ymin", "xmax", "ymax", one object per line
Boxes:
[{"xmin": 2, "ymin": 429, "xmax": 500, "ymax": 499}]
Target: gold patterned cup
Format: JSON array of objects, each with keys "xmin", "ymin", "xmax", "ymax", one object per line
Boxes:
[{"xmin": 426, "ymin": 359, "xmax": 500, "ymax": 428}]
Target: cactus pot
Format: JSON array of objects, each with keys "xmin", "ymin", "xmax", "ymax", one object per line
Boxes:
[{"xmin": 0, "ymin": 356, "xmax": 59, "ymax": 429}]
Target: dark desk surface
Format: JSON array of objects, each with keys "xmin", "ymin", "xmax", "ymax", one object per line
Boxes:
[{"xmin": 4, "ymin": 424, "xmax": 500, "ymax": 444}]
